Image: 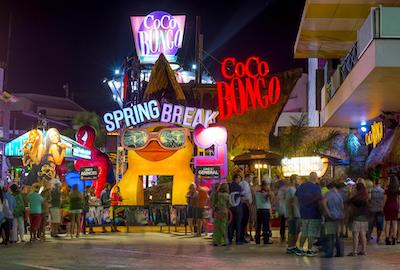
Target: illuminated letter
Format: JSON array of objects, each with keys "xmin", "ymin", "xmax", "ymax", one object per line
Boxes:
[
  {"xmin": 148, "ymin": 100, "xmax": 160, "ymax": 119},
  {"xmin": 203, "ymin": 110, "xmax": 219, "ymax": 127},
  {"xmin": 216, "ymin": 81, "xmax": 233, "ymax": 120},
  {"xmin": 103, "ymin": 113, "xmax": 116, "ymax": 132},
  {"xmin": 231, "ymin": 77, "xmax": 245, "ymax": 115},
  {"xmin": 112, "ymin": 110, "xmax": 124, "ymax": 130},
  {"xmin": 144, "ymin": 14, "xmax": 154, "ymax": 29},
  {"xmin": 192, "ymin": 109, "xmax": 204, "ymax": 128},
  {"xmin": 221, "ymin": 57, "xmax": 235, "ymax": 79},
  {"xmin": 245, "ymin": 56, "xmax": 259, "ymax": 78},
  {"xmin": 138, "ymin": 31, "xmax": 149, "ymax": 55},
  {"xmin": 183, "ymin": 107, "xmax": 195, "ymax": 127},
  {"xmin": 137, "ymin": 103, "xmax": 151, "ymax": 122},
  {"xmin": 256, "ymin": 78, "xmax": 269, "ymax": 109},
  {"xmin": 235, "ymin": 62, "xmax": 245, "ymax": 78},
  {"xmin": 258, "ymin": 60, "xmax": 269, "ymax": 77},
  {"xmin": 122, "ymin": 107, "xmax": 137, "ymax": 127},
  {"xmin": 171, "ymin": 105, "xmax": 184, "ymax": 124},
  {"xmin": 161, "ymin": 103, "xmax": 173, "ymax": 122},
  {"xmin": 268, "ymin": 76, "xmax": 281, "ymax": 104}
]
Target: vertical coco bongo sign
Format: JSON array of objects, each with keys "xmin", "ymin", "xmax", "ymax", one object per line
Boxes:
[{"xmin": 131, "ymin": 11, "xmax": 186, "ymax": 64}]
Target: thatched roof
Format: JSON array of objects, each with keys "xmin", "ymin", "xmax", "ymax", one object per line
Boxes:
[
  {"xmin": 366, "ymin": 127, "xmax": 400, "ymax": 169},
  {"xmin": 143, "ymin": 54, "xmax": 186, "ymax": 102},
  {"xmin": 220, "ymin": 68, "xmax": 303, "ymax": 150}
]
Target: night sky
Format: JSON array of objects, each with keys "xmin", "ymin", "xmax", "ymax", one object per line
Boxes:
[{"xmin": 0, "ymin": 0, "xmax": 306, "ymax": 115}]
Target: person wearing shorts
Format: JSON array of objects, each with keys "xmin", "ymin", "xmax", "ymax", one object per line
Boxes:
[
  {"xmin": 368, "ymin": 179, "xmax": 385, "ymax": 244},
  {"xmin": 27, "ymin": 184, "xmax": 43, "ymax": 242},
  {"xmin": 196, "ymin": 185, "xmax": 210, "ymax": 237},
  {"xmin": 295, "ymin": 172, "xmax": 322, "ymax": 257},
  {"xmin": 285, "ymin": 175, "xmax": 301, "ymax": 254}
]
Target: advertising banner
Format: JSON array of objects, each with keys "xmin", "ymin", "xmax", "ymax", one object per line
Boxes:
[
  {"xmin": 195, "ymin": 166, "xmax": 221, "ymax": 179},
  {"xmin": 80, "ymin": 166, "xmax": 99, "ymax": 180}
]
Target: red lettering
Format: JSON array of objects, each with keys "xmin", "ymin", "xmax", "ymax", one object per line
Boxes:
[
  {"xmin": 216, "ymin": 81, "xmax": 233, "ymax": 120},
  {"xmin": 245, "ymin": 56, "xmax": 259, "ymax": 78},
  {"xmin": 217, "ymin": 56, "xmax": 280, "ymax": 120},
  {"xmin": 235, "ymin": 62, "xmax": 245, "ymax": 78},
  {"xmin": 256, "ymin": 78, "xmax": 269, "ymax": 109},
  {"xmin": 245, "ymin": 77, "xmax": 262, "ymax": 109},
  {"xmin": 221, "ymin": 57, "xmax": 235, "ymax": 79},
  {"xmin": 268, "ymin": 76, "xmax": 280, "ymax": 104},
  {"xmin": 231, "ymin": 77, "xmax": 246, "ymax": 116},
  {"xmin": 258, "ymin": 61, "xmax": 269, "ymax": 77}
]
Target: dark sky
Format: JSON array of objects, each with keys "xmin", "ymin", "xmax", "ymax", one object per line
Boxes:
[{"xmin": 0, "ymin": 0, "xmax": 306, "ymax": 115}]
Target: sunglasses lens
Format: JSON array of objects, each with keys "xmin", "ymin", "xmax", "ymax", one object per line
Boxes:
[
  {"xmin": 123, "ymin": 130, "xmax": 148, "ymax": 148},
  {"xmin": 159, "ymin": 130, "xmax": 185, "ymax": 149}
]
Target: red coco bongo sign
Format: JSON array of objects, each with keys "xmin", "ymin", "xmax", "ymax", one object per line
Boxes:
[{"xmin": 216, "ymin": 56, "xmax": 281, "ymax": 120}]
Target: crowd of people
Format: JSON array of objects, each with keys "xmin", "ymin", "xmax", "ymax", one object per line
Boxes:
[
  {"xmin": 0, "ymin": 181, "xmax": 123, "ymax": 245},
  {"xmin": 2, "ymin": 171, "xmax": 400, "ymax": 260},
  {"xmin": 210, "ymin": 172, "xmax": 400, "ymax": 258}
]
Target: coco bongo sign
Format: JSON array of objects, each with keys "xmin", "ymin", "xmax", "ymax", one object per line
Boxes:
[{"xmin": 216, "ymin": 56, "xmax": 281, "ymax": 120}]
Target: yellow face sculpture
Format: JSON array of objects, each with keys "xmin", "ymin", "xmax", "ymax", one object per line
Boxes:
[{"xmin": 115, "ymin": 124, "xmax": 194, "ymax": 206}]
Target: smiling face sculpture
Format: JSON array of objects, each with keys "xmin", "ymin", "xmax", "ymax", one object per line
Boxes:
[{"xmin": 115, "ymin": 124, "xmax": 194, "ymax": 205}]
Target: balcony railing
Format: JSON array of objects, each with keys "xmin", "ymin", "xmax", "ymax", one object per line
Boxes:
[
  {"xmin": 325, "ymin": 6, "xmax": 400, "ymax": 103},
  {"xmin": 327, "ymin": 43, "xmax": 358, "ymax": 101}
]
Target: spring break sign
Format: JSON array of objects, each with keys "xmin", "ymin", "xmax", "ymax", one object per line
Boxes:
[{"xmin": 131, "ymin": 11, "xmax": 186, "ymax": 64}]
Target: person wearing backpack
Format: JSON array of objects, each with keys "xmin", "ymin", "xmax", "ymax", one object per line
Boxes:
[
  {"xmin": 321, "ymin": 182, "xmax": 345, "ymax": 258},
  {"xmin": 10, "ymin": 184, "xmax": 26, "ymax": 243}
]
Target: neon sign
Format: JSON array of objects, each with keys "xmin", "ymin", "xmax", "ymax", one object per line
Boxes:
[
  {"xmin": 103, "ymin": 100, "xmax": 219, "ymax": 132},
  {"xmin": 194, "ymin": 125, "xmax": 228, "ymax": 180},
  {"xmin": 216, "ymin": 56, "xmax": 281, "ymax": 120},
  {"xmin": 365, "ymin": 121, "xmax": 384, "ymax": 148},
  {"xmin": 131, "ymin": 11, "xmax": 186, "ymax": 63},
  {"xmin": 282, "ymin": 156, "xmax": 328, "ymax": 178}
]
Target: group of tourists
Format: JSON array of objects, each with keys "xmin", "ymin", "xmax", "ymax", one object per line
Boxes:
[
  {"xmin": 210, "ymin": 171, "xmax": 400, "ymax": 258},
  {"xmin": 0, "ymin": 181, "xmax": 123, "ymax": 245}
]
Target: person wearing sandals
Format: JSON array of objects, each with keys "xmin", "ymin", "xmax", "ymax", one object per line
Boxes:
[{"xmin": 348, "ymin": 182, "xmax": 369, "ymax": 256}]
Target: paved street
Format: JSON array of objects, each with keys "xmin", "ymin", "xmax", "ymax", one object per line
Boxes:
[{"xmin": 1, "ymin": 233, "xmax": 400, "ymax": 270}]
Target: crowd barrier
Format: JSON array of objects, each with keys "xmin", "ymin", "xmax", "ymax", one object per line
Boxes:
[{"xmin": 82, "ymin": 203, "xmax": 190, "ymax": 234}]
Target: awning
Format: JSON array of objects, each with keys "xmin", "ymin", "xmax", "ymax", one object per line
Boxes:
[
  {"xmin": 294, "ymin": 0, "xmax": 400, "ymax": 58},
  {"xmin": 232, "ymin": 150, "xmax": 282, "ymax": 166}
]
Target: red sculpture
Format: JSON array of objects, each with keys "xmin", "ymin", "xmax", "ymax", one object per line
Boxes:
[{"xmin": 74, "ymin": 126, "xmax": 110, "ymax": 197}]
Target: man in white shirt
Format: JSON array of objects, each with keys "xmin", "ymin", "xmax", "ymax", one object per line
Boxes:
[{"xmin": 239, "ymin": 173, "xmax": 253, "ymax": 243}]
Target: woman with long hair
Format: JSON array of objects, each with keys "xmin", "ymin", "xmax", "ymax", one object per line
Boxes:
[
  {"xmin": 348, "ymin": 182, "xmax": 369, "ymax": 256},
  {"xmin": 43, "ymin": 128, "xmax": 68, "ymax": 166},
  {"xmin": 384, "ymin": 175, "xmax": 400, "ymax": 245}
]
